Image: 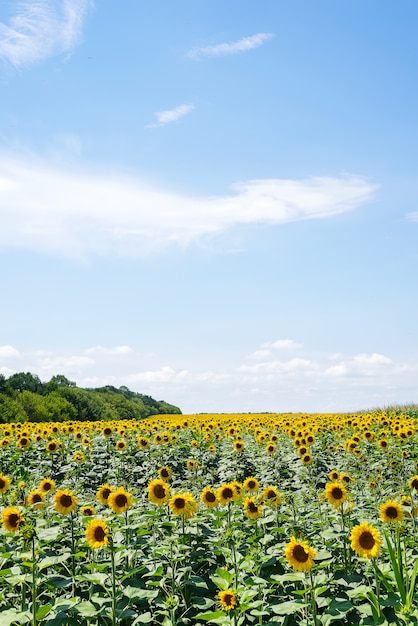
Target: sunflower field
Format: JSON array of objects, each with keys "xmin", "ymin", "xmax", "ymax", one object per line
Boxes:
[{"xmin": 1, "ymin": 410, "xmax": 418, "ymax": 626}]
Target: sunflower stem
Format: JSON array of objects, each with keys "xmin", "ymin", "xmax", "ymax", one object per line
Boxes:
[
  {"xmin": 31, "ymin": 535, "xmax": 37, "ymax": 626},
  {"xmin": 110, "ymin": 538, "xmax": 117, "ymax": 626},
  {"xmin": 308, "ymin": 570, "xmax": 318, "ymax": 626}
]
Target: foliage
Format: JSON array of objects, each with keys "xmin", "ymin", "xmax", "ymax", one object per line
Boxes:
[
  {"xmin": 0, "ymin": 409, "xmax": 418, "ymax": 625},
  {"xmin": 0, "ymin": 373, "xmax": 181, "ymax": 423}
]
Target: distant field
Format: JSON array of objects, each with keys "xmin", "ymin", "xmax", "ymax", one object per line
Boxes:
[{"xmin": 1, "ymin": 409, "xmax": 418, "ymax": 625}]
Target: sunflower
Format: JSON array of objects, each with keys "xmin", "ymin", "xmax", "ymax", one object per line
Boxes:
[
  {"xmin": 73, "ymin": 451, "xmax": 85, "ymax": 462},
  {"xmin": 53, "ymin": 489, "xmax": 78, "ymax": 515},
  {"xmin": 138, "ymin": 436, "xmax": 149, "ymax": 449},
  {"xmin": 329, "ymin": 470, "xmax": 339, "ymax": 481},
  {"xmin": 243, "ymin": 477, "xmax": 259, "ymax": 493},
  {"xmin": 158, "ymin": 466, "xmax": 172, "ymax": 481},
  {"xmin": 208, "ymin": 445, "xmax": 216, "ymax": 454},
  {"xmin": 96, "ymin": 484, "xmax": 114, "ymax": 506},
  {"xmin": 26, "ymin": 489, "xmax": 45, "ymax": 509},
  {"xmin": 339, "ymin": 473, "xmax": 352, "ymax": 484},
  {"xmin": 262, "ymin": 485, "xmax": 281, "ymax": 507},
  {"xmin": 243, "ymin": 497, "xmax": 262, "ymax": 519},
  {"xmin": 234, "ymin": 440, "xmax": 244, "ymax": 452},
  {"xmin": 81, "ymin": 505, "xmax": 96, "ymax": 516},
  {"xmin": 218, "ymin": 590, "xmax": 237, "ymax": 611},
  {"xmin": 46, "ymin": 440, "xmax": 59, "ymax": 453},
  {"xmin": 17, "ymin": 436, "xmax": 31, "ymax": 448},
  {"xmin": 324, "ymin": 482, "xmax": 347, "ymax": 508},
  {"xmin": 201, "ymin": 486, "xmax": 218, "ymax": 508},
  {"xmin": 102, "ymin": 427, "xmax": 113, "ymax": 437},
  {"xmin": 0, "ymin": 473, "xmax": 11, "ymax": 495},
  {"xmin": 187, "ymin": 459, "xmax": 198, "ymax": 470},
  {"xmin": 169, "ymin": 492, "xmax": 198, "ymax": 519},
  {"xmin": 2, "ymin": 507, "xmax": 24, "ymax": 532},
  {"xmin": 39, "ymin": 478, "xmax": 55, "ymax": 494},
  {"xmin": 85, "ymin": 518, "xmax": 110, "ymax": 549},
  {"xmin": 284, "ymin": 536, "xmax": 316, "ymax": 572},
  {"xmin": 265, "ymin": 442, "xmax": 276, "ymax": 455},
  {"xmin": 350, "ymin": 522, "xmax": 382, "ymax": 558},
  {"xmin": 217, "ymin": 483, "xmax": 237, "ymax": 505},
  {"xmin": 379, "ymin": 500, "xmax": 404, "ymax": 524},
  {"xmin": 108, "ymin": 487, "xmax": 133, "ymax": 514},
  {"xmin": 301, "ymin": 453, "xmax": 313, "ymax": 465},
  {"xmin": 409, "ymin": 475, "xmax": 418, "ymax": 491},
  {"xmin": 378, "ymin": 439, "xmax": 389, "ymax": 449},
  {"xmin": 116, "ymin": 440, "xmax": 126, "ymax": 451},
  {"xmin": 148, "ymin": 479, "xmax": 171, "ymax": 505}
]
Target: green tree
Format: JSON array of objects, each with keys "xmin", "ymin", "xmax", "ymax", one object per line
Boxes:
[{"xmin": 0, "ymin": 395, "xmax": 28, "ymax": 423}]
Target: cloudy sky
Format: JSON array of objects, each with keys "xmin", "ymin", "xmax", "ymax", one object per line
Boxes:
[{"xmin": 1, "ymin": 1, "xmax": 417, "ymax": 414}]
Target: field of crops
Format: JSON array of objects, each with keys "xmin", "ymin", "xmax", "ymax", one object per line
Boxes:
[{"xmin": 1, "ymin": 410, "xmax": 418, "ymax": 626}]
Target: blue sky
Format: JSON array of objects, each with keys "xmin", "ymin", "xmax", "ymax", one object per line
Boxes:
[{"xmin": 1, "ymin": 0, "xmax": 417, "ymax": 414}]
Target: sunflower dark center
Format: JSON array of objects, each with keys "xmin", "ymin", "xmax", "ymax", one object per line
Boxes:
[
  {"xmin": 267, "ymin": 490, "xmax": 276, "ymax": 500},
  {"xmin": 174, "ymin": 498, "xmax": 186, "ymax": 509},
  {"xmin": 0, "ymin": 479, "xmax": 5, "ymax": 489},
  {"xmin": 412, "ymin": 479, "xmax": 418, "ymax": 490},
  {"xmin": 32, "ymin": 494, "xmax": 42, "ymax": 503},
  {"xmin": 222, "ymin": 488, "xmax": 233, "ymax": 499},
  {"xmin": 293, "ymin": 545, "xmax": 309, "ymax": 563},
  {"xmin": 115, "ymin": 494, "xmax": 127, "ymax": 507},
  {"xmin": 49, "ymin": 443, "xmax": 56, "ymax": 451},
  {"xmin": 332, "ymin": 487, "xmax": 343, "ymax": 499},
  {"xmin": 359, "ymin": 531, "xmax": 375, "ymax": 549},
  {"xmin": 9, "ymin": 514, "xmax": 19, "ymax": 528},
  {"xmin": 102, "ymin": 488, "xmax": 111, "ymax": 500},
  {"xmin": 94, "ymin": 526, "xmax": 106, "ymax": 541},
  {"xmin": 223, "ymin": 593, "xmax": 234, "ymax": 607},
  {"xmin": 60, "ymin": 495, "xmax": 73, "ymax": 508},
  {"xmin": 248, "ymin": 481, "xmax": 256, "ymax": 489},
  {"xmin": 42, "ymin": 483, "xmax": 52, "ymax": 491},
  {"xmin": 161, "ymin": 469, "xmax": 169, "ymax": 478},
  {"xmin": 248, "ymin": 502, "xmax": 258, "ymax": 513},
  {"xmin": 205, "ymin": 491, "xmax": 216, "ymax": 502},
  {"xmin": 386, "ymin": 506, "xmax": 399, "ymax": 519},
  {"xmin": 21, "ymin": 438, "xmax": 28, "ymax": 446},
  {"xmin": 154, "ymin": 484, "xmax": 166, "ymax": 499}
]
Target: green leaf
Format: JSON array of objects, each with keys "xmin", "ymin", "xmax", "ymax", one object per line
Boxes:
[
  {"xmin": 38, "ymin": 553, "xmax": 71, "ymax": 571},
  {"xmin": 132, "ymin": 613, "xmax": 153, "ymax": 625},
  {"xmin": 270, "ymin": 600, "xmax": 307, "ymax": 615},
  {"xmin": 76, "ymin": 572, "xmax": 108, "ymax": 587},
  {"xmin": 35, "ymin": 605, "xmax": 52, "ymax": 620},
  {"xmin": 123, "ymin": 587, "xmax": 159, "ymax": 600},
  {"xmin": 75, "ymin": 601, "xmax": 102, "ymax": 618},
  {"xmin": 194, "ymin": 610, "xmax": 226, "ymax": 621},
  {"xmin": 0, "ymin": 609, "xmax": 31, "ymax": 626}
]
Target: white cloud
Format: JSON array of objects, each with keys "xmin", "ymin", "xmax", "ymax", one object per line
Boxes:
[
  {"xmin": 147, "ymin": 104, "xmax": 194, "ymax": 128},
  {"xmin": 127, "ymin": 366, "xmax": 188, "ymax": 384},
  {"xmin": 1, "ymin": 344, "xmax": 417, "ymax": 413},
  {"xmin": 0, "ymin": 152, "xmax": 377, "ymax": 259},
  {"xmin": 262, "ymin": 339, "xmax": 303, "ymax": 350},
  {"xmin": 38, "ymin": 355, "xmax": 95, "ymax": 375},
  {"xmin": 353, "ymin": 353, "xmax": 392, "ymax": 365},
  {"xmin": 188, "ymin": 33, "xmax": 274, "ymax": 59},
  {"xmin": 85, "ymin": 345, "xmax": 134, "ymax": 356},
  {"xmin": 0, "ymin": 0, "xmax": 91, "ymax": 68},
  {"xmin": 0, "ymin": 345, "xmax": 20, "ymax": 358}
]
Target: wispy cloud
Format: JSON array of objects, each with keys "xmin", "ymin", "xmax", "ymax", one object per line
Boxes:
[
  {"xmin": 146, "ymin": 103, "xmax": 194, "ymax": 129},
  {"xmin": 188, "ymin": 32, "xmax": 274, "ymax": 60},
  {"xmin": 0, "ymin": 0, "xmax": 91, "ymax": 68},
  {"xmin": 0, "ymin": 151, "xmax": 377, "ymax": 259}
]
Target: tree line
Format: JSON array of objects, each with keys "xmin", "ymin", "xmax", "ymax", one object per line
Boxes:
[{"xmin": 0, "ymin": 372, "xmax": 181, "ymax": 424}]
